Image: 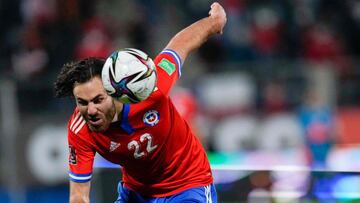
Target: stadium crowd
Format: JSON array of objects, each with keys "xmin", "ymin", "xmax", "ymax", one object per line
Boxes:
[{"xmin": 1, "ymin": 0, "xmax": 360, "ymax": 170}]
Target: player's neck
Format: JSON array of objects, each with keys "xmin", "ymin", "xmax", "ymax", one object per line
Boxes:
[{"xmin": 112, "ymin": 100, "xmax": 124, "ymax": 123}]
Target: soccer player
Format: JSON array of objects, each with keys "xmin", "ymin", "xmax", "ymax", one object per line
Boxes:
[{"xmin": 54, "ymin": 2, "xmax": 226, "ymax": 203}]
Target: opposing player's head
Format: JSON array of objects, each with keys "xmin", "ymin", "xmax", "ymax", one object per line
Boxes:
[{"xmin": 54, "ymin": 58, "xmax": 118, "ymax": 132}]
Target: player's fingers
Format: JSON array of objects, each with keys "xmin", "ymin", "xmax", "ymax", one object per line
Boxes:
[
  {"xmin": 208, "ymin": 2, "xmax": 227, "ymax": 34},
  {"xmin": 211, "ymin": 2, "xmax": 219, "ymax": 8},
  {"xmin": 209, "ymin": 2, "xmax": 224, "ymax": 16},
  {"xmin": 211, "ymin": 2, "xmax": 222, "ymax": 12}
]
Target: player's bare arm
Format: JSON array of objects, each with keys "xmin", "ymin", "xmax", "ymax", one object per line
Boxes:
[
  {"xmin": 69, "ymin": 181, "xmax": 91, "ymax": 203},
  {"xmin": 165, "ymin": 2, "xmax": 227, "ymax": 62}
]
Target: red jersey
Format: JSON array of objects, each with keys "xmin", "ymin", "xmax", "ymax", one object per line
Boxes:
[{"xmin": 67, "ymin": 49, "xmax": 213, "ymax": 197}]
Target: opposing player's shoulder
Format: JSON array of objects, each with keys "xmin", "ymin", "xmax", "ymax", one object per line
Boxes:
[{"xmin": 68, "ymin": 109, "xmax": 87, "ymax": 135}]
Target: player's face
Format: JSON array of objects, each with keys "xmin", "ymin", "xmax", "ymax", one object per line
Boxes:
[{"xmin": 73, "ymin": 76, "xmax": 116, "ymax": 132}]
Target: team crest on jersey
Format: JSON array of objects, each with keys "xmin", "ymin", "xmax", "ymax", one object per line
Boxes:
[{"xmin": 143, "ymin": 110, "xmax": 160, "ymax": 126}]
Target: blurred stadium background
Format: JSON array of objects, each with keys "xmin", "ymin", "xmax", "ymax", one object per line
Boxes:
[{"xmin": 1, "ymin": 0, "xmax": 360, "ymax": 202}]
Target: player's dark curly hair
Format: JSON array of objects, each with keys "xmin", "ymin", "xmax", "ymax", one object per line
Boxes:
[{"xmin": 54, "ymin": 57, "xmax": 105, "ymax": 98}]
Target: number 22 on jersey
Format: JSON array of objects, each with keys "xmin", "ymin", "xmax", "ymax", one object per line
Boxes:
[{"xmin": 127, "ymin": 133, "xmax": 158, "ymax": 159}]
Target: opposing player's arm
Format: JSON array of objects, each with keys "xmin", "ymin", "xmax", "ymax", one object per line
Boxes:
[
  {"xmin": 70, "ymin": 181, "xmax": 91, "ymax": 203},
  {"xmin": 165, "ymin": 2, "xmax": 227, "ymax": 63}
]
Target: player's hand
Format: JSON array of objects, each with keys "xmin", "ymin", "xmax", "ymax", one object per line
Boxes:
[{"xmin": 208, "ymin": 2, "xmax": 227, "ymax": 34}]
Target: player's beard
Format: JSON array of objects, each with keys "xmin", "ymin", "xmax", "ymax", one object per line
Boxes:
[{"xmin": 87, "ymin": 101, "xmax": 116, "ymax": 132}]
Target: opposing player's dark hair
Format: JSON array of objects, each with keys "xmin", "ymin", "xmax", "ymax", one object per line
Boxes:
[{"xmin": 54, "ymin": 57, "xmax": 105, "ymax": 98}]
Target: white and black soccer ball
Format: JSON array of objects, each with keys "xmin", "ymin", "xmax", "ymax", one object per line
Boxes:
[{"xmin": 101, "ymin": 48, "xmax": 157, "ymax": 103}]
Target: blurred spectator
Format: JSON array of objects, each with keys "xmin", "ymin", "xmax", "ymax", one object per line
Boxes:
[
  {"xmin": 75, "ymin": 18, "xmax": 112, "ymax": 59},
  {"xmin": 20, "ymin": 0, "xmax": 56, "ymax": 23},
  {"xmin": 125, "ymin": 3, "xmax": 152, "ymax": 51},
  {"xmin": 250, "ymin": 7, "xmax": 283, "ymax": 58},
  {"xmin": 11, "ymin": 22, "xmax": 48, "ymax": 80},
  {"xmin": 260, "ymin": 80, "xmax": 288, "ymax": 114},
  {"xmin": 170, "ymin": 86, "xmax": 206, "ymax": 145},
  {"xmin": 298, "ymin": 90, "xmax": 335, "ymax": 168},
  {"xmin": 10, "ymin": 0, "xmax": 56, "ymax": 80},
  {"xmin": 301, "ymin": 22, "xmax": 350, "ymax": 73},
  {"xmin": 222, "ymin": 0, "xmax": 256, "ymax": 62}
]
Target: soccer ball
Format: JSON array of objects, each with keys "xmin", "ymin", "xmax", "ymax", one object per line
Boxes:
[{"xmin": 101, "ymin": 48, "xmax": 157, "ymax": 103}]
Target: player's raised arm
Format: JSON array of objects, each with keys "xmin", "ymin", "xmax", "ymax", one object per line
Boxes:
[{"xmin": 165, "ymin": 2, "xmax": 227, "ymax": 63}]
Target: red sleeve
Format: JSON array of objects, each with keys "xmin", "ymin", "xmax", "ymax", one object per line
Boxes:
[
  {"xmin": 153, "ymin": 49, "xmax": 182, "ymax": 96},
  {"xmin": 67, "ymin": 112, "xmax": 95, "ymax": 183}
]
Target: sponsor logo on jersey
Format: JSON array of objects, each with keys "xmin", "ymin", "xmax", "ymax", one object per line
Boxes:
[
  {"xmin": 69, "ymin": 145, "xmax": 77, "ymax": 165},
  {"xmin": 109, "ymin": 141, "xmax": 121, "ymax": 152},
  {"xmin": 143, "ymin": 110, "xmax": 160, "ymax": 126},
  {"xmin": 158, "ymin": 58, "xmax": 175, "ymax": 75}
]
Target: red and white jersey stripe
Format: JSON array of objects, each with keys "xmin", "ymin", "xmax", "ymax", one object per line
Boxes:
[{"xmin": 69, "ymin": 112, "xmax": 86, "ymax": 134}]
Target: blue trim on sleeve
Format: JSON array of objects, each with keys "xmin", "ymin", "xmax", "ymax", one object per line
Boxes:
[
  {"xmin": 69, "ymin": 172, "xmax": 92, "ymax": 177},
  {"xmin": 161, "ymin": 49, "xmax": 182, "ymax": 77},
  {"xmin": 69, "ymin": 177, "xmax": 91, "ymax": 183},
  {"xmin": 120, "ymin": 104, "xmax": 135, "ymax": 134},
  {"xmin": 68, "ymin": 171, "xmax": 92, "ymax": 183}
]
